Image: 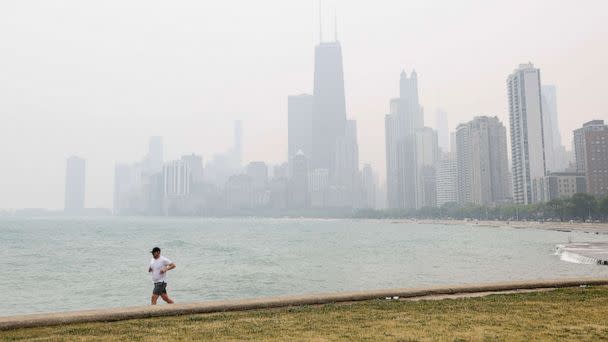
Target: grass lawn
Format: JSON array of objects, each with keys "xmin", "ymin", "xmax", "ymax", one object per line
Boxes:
[{"xmin": 2, "ymin": 286, "xmax": 608, "ymax": 341}]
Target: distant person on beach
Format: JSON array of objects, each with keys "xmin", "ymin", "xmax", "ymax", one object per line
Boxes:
[{"xmin": 148, "ymin": 247, "xmax": 176, "ymax": 305}]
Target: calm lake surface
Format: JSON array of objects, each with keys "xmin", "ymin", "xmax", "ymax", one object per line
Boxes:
[{"xmin": 2, "ymin": 217, "xmax": 608, "ymax": 316}]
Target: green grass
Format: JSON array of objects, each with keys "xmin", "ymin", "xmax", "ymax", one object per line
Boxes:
[{"xmin": 3, "ymin": 287, "xmax": 608, "ymax": 341}]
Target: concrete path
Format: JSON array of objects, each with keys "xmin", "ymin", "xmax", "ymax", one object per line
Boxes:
[{"xmin": 2, "ymin": 278, "xmax": 607, "ymax": 330}]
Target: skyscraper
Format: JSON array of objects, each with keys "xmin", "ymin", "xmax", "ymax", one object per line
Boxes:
[
  {"xmin": 435, "ymin": 109, "xmax": 449, "ymax": 152},
  {"xmin": 400, "ymin": 70, "xmax": 424, "ymax": 133},
  {"xmin": 574, "ymin": 120, "xmax": 608, "ymax": 196},
  {"xmin": 64, "ymin": 156, "xmax": 86, "ymax": 213},
  {"xmin": 181, "ymin": 154, "xmax": 204, "ymax": 192},
  {"xmin": 113, "ymin": 163, "xmax": 133, "ymax": 215},
  {"xmin": 360, "ymin": 164, "xmax": 377, "ymax": 209},
  {"xmin": 456, "ymin": 116, "xmax": 510, "ymax": 206},
  {"xmin": 416, "ymin": 127, "xmax": 438, "ymax": 208},
  {"xmin": 385, "ymin": 111, "xmax": 401, "ymax": 208},
  {"xmin": 288, "ymin": 94, "xmax": 314, "ymax": 160},
  {"xmin": 163, "ymin": 160, "xmax": 191, "ymax": 198},
  {"xmin": 573, "ymin": 120, "xmax": 608, "ymax": 173},
  {"xmin": 247, "ymin": 162, "xmax": 269, "ymax": 191},
  {"xmin": 162, "ymin": 160, "xmax": 193, "ymax": 215},
  {"xmin": 311, "ymin": 40, "xmax": 347, "ymax": 175},
  {"xmin": 289, "ymin": 151, "xmax": 309, "ymax": 208},
  {"xmin": 247, "ymin": 161, "xmax": 269, "ymax": 207},
  {"xmin": 416, "ymin": 127, "xmax": 439, "ymax": 168},
  {"xmin": 507, "ymin": 63, "xmax": 547, "ymax": 204},
  {"xmin": 285, "ymin": 16, "xmax": 362, "ymax": 208},
  {"xmin": 145, "ymin": 136, "xmax": 163, "ymax": 175},
  {"xmin": 385, "ymin": 70, "xmax": 423, "ymax": 209},
  {"xmin": 436, "ymin": 152, "xmax": 457, "ymax": 207},
  {"xmin": 541, "ymin": 85, "xmax": 567, "ymax": 172},
  {"xmin": 309, "ymin": 168, "xmax": 329, "ymax": 208},
  {"xmin": 455, "ymin": 123, "xmax": 472, "ymax": 204},
  {"xmin": 332, "ymin": 120, "xmax": 360, "ymax": 207}
]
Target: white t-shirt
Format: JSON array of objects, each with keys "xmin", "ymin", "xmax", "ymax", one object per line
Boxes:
[{"xmin": 149, "ymin": 256, "xmax": 172, "ymax": 283}]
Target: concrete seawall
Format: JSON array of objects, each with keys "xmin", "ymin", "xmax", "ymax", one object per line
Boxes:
[{"xmin": 2, "ymin": 278, "xmax": 608, "ymax": 330}]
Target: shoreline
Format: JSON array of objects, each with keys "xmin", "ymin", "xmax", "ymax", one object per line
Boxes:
[
  {"xmin": 2, "ymin": 278, "xmax": 607, "ymax": 331},
  {"xmin": 4, "ymin": 216, "xmax": 608, "ymax": 234},
  {"xmin": 384, "ymin": 218, "xmax": 608, "ymax": 235}
]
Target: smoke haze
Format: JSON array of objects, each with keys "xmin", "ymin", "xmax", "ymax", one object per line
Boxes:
[{"xmin": 1, "ymin": 0, "xmax": 607, "ymax": 209}]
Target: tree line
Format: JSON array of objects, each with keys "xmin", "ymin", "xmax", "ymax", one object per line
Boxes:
[{"xmin": 353, "ymin": 193, "xmax": 608, "ymax": 222}]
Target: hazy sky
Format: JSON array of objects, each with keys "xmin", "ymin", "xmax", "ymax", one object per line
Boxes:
[{"xmin": 1, "ymin": 0, "xmax": 607, "ymax": 209}]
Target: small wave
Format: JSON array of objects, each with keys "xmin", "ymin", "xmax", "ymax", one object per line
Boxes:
[
  {"xmin": 557, "ymin": 250, "xmax": 597, "ymax": 265},
  {"xmin": 555, "ymin": 242, "xmax": 608, "ymax": 265}
]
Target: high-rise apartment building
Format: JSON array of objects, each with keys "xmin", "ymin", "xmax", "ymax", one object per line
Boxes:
[
  {"xmin": 574, "ymin": 120, "xmax": 608, "ymax": 196},
  {"xmin": 64, "ymin": 156, "xmax": 86, "ymax": 213},
  {"xmin": 163, "ymin": 160, "xmax": 191, "ymax": 198},
  {"xmin": 507, "ymin": 63, "xmax": 547, "ymax": 204},
  {"xmin": 436, "ymin": 152, "xmax": 457, "ymax": 207},
  {"xmin": 455, "ymin": 123, "xmax": 472, "ymax": 204},
  {"xmin": 573, "ymin": 120, "xmax": 608, "ymax": 173},
  {"xmin": 456, "ymin": 116, "xmax": 510, "ymax": 206}
]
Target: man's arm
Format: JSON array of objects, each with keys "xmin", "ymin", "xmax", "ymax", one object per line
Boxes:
[{"xmin": 161, "ymin": 263, "xmax": 176, "ymax": 273}]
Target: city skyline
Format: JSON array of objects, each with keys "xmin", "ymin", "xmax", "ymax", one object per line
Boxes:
[{"xmin": 2, "ymin": 1, "xmax": 608, "ymax": 209}]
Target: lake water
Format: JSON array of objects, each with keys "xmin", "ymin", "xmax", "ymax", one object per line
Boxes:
[{"xmin": 2, "ymin": 217, "xmax": 608, "ymax": 316}]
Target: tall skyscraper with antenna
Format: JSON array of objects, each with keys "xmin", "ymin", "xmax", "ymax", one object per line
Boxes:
[
  {"xmin": 310, "ymin": 4, "xmax": 347, "ymax": 176},
  {"xmin": 286, "ymin": 2, "xmax": 360, "ymax": 208}
]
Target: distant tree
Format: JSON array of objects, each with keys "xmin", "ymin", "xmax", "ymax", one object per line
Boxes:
[
  {"xmin": 568, "ymin": 193, "xmax": 598, "ymax": 220},
  {"xmin": 546, "ymin": 199, "xmax": 568, "ymax": 221},
  {"xmin": 599, "ymin": 196, "xmax": 608, "ymax": 221}
]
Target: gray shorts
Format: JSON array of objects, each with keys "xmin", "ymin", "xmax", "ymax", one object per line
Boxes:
[{"xmin": 153, "ymin": 282, "xmax": 167, "ymax": 295}]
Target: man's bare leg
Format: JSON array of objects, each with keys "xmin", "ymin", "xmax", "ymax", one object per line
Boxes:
[
  {"xmin": 151, "ymin": 294, "xmax": 160, "ymax": 305},
  {"xmin": 160, "ymin": 293, "xmax": 174, "ymax": 304}
]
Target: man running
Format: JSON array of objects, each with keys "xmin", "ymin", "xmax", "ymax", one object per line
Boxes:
[{"xmin": 148, "ymin": 247, "xmax": 176, "ymax": 305}]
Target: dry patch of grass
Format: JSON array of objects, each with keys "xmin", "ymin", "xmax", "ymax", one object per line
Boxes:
[{"xmin": 3, "ymin": 286, "xmax": 608, "ymax": 341}]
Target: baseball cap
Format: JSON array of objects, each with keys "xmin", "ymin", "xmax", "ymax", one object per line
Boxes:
[{"xmin": 150, "ymin": 247, "xmax": 161, "ymax": 254}]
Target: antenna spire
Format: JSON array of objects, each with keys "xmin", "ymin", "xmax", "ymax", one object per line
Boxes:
[
  {"xmin": 334, "ymin": 7, "xmax": 338, "ymax": 42},
  {"xmin": 319, "ymin": 0, "xmax": 323, "ymax": 43}
]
